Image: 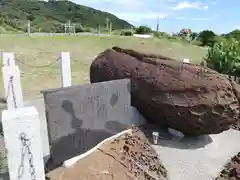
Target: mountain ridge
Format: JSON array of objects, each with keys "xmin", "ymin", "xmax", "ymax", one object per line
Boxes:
[{"xmin": 0, "ymin": 0, "xmax": 133, "ymax": 33}]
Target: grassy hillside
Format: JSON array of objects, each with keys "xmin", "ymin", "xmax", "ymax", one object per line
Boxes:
[{"xmin": 0, "ymin": 0, "xmax": 132, "ymax": 33}]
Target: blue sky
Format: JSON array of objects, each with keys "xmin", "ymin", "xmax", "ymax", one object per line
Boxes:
[{"xmin": 72, "ymin": 0, "xmax": 238, "ymax": 34}]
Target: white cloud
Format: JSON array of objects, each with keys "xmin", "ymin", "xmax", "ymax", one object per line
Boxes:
[
  {"xmin": 203, "ymin": 5, "xmax": 208, "ymax": 10},
  {"xmin": 72, "ymin": 0, "xmax": 214, "ymax": 28},
  {"xmin": 114, "ymin": 12, "xmax": 168, "ymax": 22},
  {"xmin": 172, "ymin": 1, "xmax": 208, "ymax": 10},
  {"xmin": 191, "ymin": 17, "xmax": 213, "ymax": 21},
  {"xmin": 110, "ymin": 0, "xmax": 145, "ymax": 6},
  {"xmin": 172, "ymin": 16, "xmax": 186, "ymax": 19},
  {"xmin": 191, "ymin": 12, "xmax": 220, "ymax": 21},
  {"xmin": 212, "ymin": 1, "xmax": 216, "ymax": 5},
  {"xmin": 171, "ymin": 13, "xmax": 219, "ymax": 21}
]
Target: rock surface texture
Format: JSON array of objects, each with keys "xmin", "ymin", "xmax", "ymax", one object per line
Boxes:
[
  {"xmin": 216, "ymin": 152, "xmax": 240, "ymax": 180},
  {"xmin": 90, "ymin": 47, "xmax": 240, "ymax": 136},
  {"xmin": 46, "ymin": 126, "xmax": 169, "ymax": 180}
]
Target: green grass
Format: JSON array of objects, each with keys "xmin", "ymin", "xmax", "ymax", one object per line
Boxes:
[{"xmin": 0, "ymin": 35, "xmax": 207, "ymax": 99}]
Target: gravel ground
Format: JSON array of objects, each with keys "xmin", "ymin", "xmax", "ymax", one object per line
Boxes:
[
  {"xmin": 215, "ymin": 123, "xmax": 240, "ymax": 180},
  {"xmin": 0, "ymin": 135, "xmax": 8, "ymax": 180},
  {"xmin": 46, "ymin": 126, "xmax": 169, "ymax": 180},
  {"xmin": 215, "ymin": 152, "xmax": 240, "ymax": 180},
  {"xmin": 0, "ymin": 102, "xmax": 8, "ymax": 179},
  {"xmin": 231, "ymin": 122, "xmax": 240, "ymax": 131}
]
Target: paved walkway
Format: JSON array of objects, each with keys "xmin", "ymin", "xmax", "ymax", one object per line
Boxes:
[{"xmin": 153, "ymin": 129, "xmax": 240, "ymax": 180}]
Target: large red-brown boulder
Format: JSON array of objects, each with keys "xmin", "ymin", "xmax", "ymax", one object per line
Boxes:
[{"xmin": 90, "ymin": 47, "xmax": 240, "ymax": 136}]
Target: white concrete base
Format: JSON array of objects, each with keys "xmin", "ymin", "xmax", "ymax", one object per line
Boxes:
[
  {"xmin": 1, "ymin": 106, "xmax": 45, "ymax": 180},
  {"xmin": 153, "ymin": 129, "xmax": 240, "ymax": 180}
]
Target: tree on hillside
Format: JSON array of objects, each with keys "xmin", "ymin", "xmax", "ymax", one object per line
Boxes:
[
  {"xmin": 198, "ymin": 30, "xmax": 217, "ymax": 47},
  {"xmin": 0, "ymin": 0, "xmax": 133, "ymax": 33},
  {"xmin": 27, "ymin": 14, "xmax": 34, "ymax": 21},
  {"xmin": 135, "ymin": 25, "xmax": 152, "ymax": 34},
  {"xmin": 178, "ymin": 28, "xmax": 192, "ymax": 42},
  {"xmin": 225, "ymin": 29, "xmax": 240, "ymax": 40},
  {"xmin": 191, "ymin": 32, "xmax": 198, "ymax": 40},
  {"xmin": 179, "ymin": 28, "xmax": 191, "ymax": 36}
]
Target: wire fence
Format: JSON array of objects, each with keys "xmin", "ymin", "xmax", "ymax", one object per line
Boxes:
[
  {"xmin": 0, "ymin": 53, "xmax": 92, "ymax": 81},
  {"xmin": 14, "ymin": 54, "xmax": 90, "ymax": 68},
  {"xmin": 0, "ymin": 52, "xmax": 93, "ymax": 101},
  {"xmin": 15, "ymin": 56, "xmax": 61, "ymax": 68}
]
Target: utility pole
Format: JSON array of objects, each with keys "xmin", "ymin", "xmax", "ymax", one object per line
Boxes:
[
  {"xmin": 106, "ymin": 18, "xmax": 109, "ymax": 29},
  {"xmin": 109, "ymin": 20, "xmax": 112, "ymax": 35},
  {"xmin": 156, "ymin": 16, "xmax": 160, "ymax": 32},
  {"xmin": 130, "ymin": 25, "xmax": 133, "ymax": 33},
  {"xmin": 68, "ymin": 20, "xmax": 71, "ymax": 35},
  {"xmin": 72, "ymin": 23, "xmax": 76, "ymax": 33},
  {"xmin": 98, "ymin": 24, "xmax": 100, "ymax": 34},
  {"xmin": 27, "ymin": 20, "xmax": 31, "ymax": 35}
]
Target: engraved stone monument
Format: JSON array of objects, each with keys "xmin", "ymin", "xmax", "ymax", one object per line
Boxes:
[
  {"xmin": 1, "ymin": 106, "xmax": 45, "ymax": 180},
  {"xmin": 42, "ymin": 79, "xmax": 141, "ymax": 165}
]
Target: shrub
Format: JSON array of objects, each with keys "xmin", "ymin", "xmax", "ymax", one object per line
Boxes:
[
  {"xmin": 225, "ymin": 29, "xmax": 240, "ymax": 41},
  {"xmin": 191, "ymin": 32, "xmax": 198, "ymax": 40},
  {"xmin": 155, "ymin": 32, "xmax": 169, "ymax": 38},
  {"xmin": 75, "ymin": 24, "xmax": 86, "ymax": 33},
  {"xmin": 198, "ymin": 30, "xmax": 217, "ymax": 47},
  {"xmin": 205, "ymin": 39, "xmax": 240, "ymax": 76},
  {"xmin": 153, "ymin": 31, "xmax": 161, "ymax": 38},
  {"xmin": 84, "ymin": 27, "xmax": 92, "ymax": 32},
  {"xmin": 167, "ymin": 35, "xmax": 178, "ymax": 40},
  {"xmin": 120, "ymin": 30, "xmax": 133, "ymax": 36},
  {"xmin": 179, "ymin": 28, "xmax": 191, "ymax": 37},
  {"xmin": 135, "ymin": 25, "xmax": 152, "ymax": 34}
]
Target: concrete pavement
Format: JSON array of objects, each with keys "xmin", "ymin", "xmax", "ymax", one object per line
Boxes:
[{"xmin": 153, "ymin": 129, "xmax": 240, "ymax": 180}]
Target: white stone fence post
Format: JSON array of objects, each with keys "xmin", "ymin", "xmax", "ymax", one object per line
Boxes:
[
  {"xmin": 60, "ymin": 52, "xmax": 72, "ymax": 87},
  {"xmin": 2, "ymin": 52, "xmax": 23, "ymax": 109},
  {"xmin": 1, "ymin": 52, "xmax": 72, "ymax": 109},
  {"xmin": 2, "ymin": 106, "xmax": 46, "ymax": 180}
]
